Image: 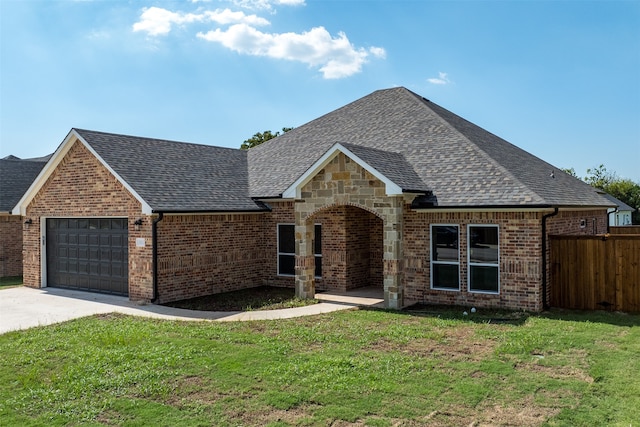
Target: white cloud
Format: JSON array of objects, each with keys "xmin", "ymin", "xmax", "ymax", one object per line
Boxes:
[
  {"xmin": 197, "ymin": 24, "xmax": 384, "ymax": 79},
  {"xmin": 133, "ymin": 7, "xmax": 269, "ymax": 36},
  {"xmin": 230, "ymin": 0, "xmax": 305, "ymax": 10},
  {"xmin": 427, "ymin": 72, "xmax": 451, "ymax": 85}
]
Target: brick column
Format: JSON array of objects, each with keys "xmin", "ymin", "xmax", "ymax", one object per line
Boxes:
[
  {"xmin": 295, "ymin": 217, "xmax": 316, "ymax": 299},
  {"xmin": 383, "ymin": 198, "xmax": 404, "ymax": 309}
]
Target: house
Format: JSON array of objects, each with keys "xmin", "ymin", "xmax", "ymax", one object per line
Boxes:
[
  {"xmin": 600, "ymin": 193, "xmax": 635, "ymax": 227},
  {"xmin": 0, "ymin": 155, "xmax": 49, "ymax": 277},
  {"xmin": 13, "ymin": 87, "xmax": 613, "ymax": 311}
]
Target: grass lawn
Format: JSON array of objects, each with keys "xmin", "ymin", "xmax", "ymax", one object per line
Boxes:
[
  {"xmin": 1, "ymin": 307, "xmax": 638, "ymax": 426},
  {"xmin": 0, "ymin": 275, "xmax": 22, "ymax": 289}
]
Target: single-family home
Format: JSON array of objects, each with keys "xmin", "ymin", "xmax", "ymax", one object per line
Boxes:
[
  {"xmin": 601, "ymin": 193, "xmax": 635, "ymax": 227},
  {"xmin": 13, "ymin": 87, "xmax": 613, "ymax": 311},
  {"xmin": 0, "ymin": 155, "xmax": 49, "ymax": 277}
]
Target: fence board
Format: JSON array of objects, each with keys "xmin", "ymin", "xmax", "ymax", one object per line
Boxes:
[
  {"xmin": 550, "ymin": 234, "xmax": 640, "ymax": 312},
  {"xmin": 610, "ymin": 226, "xmax": 640, "ymax": 235}
]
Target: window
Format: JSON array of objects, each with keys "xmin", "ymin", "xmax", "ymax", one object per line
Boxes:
[
  {"xmin": 468, "ymin": 225, "xmax": 499, "ymax": 293},
  {"xmin": 430, "ymin": 225, "xmax": 460, "ymax": 290},
  {"xmin": 277, "ymin": 224, "xmax": 322, "ymax": 277}
]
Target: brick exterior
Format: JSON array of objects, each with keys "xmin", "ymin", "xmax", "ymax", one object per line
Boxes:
[
  {"xmin": 155, "ymin": 213, "xmax": 267, "ymax": 304},
  {"xmin": 0, "ymin": 215, "xmax": 23, "ymax": 277},
  {"xmin": 22, "ymin": 140, "xmax": 153, "ymax": 300},
  {"xmin": 19, "ymin": 138, "xmax": 609, "ymax": 312}
]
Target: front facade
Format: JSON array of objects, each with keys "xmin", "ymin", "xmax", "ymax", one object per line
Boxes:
[{"xmin": 15, "ymin": 88, "xmax": 613, "ymax": 311}]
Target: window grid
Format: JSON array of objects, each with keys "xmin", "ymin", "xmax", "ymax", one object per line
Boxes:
[
  {"xmin": 277, "ymin": 224, "xmax": 321, "ymax": 278},
  {"xmin": 467, "ymin": 224, "xmax": 500, "ymax": 294},
  {"xmin": 430, "ymin": 224, "xmax": 460, "ymax": 291}
]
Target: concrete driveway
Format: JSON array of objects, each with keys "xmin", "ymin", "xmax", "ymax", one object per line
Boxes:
[{"xmin": 0, "ymin": 286, "xmax": 384, "ymax": 334}]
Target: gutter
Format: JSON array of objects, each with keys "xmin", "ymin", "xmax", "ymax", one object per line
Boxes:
[
  {"xmin": 151, "ymin": 212, "xmax": 164, "ymax": 303},
  {"xmin": 541, "ymin": 207, "xmax": 559, "ymax": 310}
]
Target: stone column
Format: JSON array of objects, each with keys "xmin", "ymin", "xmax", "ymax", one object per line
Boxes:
[
  {"xmin": 295, "ymin": 215, "xmax": 316, "ymax": 299},
  {"xmin": 383, "ymin": 197, "xmax": 404, "ymax": 309}
]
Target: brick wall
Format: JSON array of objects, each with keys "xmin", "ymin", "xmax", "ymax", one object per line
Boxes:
[
  {"xmin": 403, "ymin": 208, "xmax": 608, "ymax": 312},
  {"xmin": 155, "ymin": 213, "xmax": 268, "ymax": 304},
  {"xmin": 404, "ymin": 210, "xmax": 544, "ymax": 311},
  {"xmin": 261, "ymin": 202, "xmax": 384, "ymax": 293},
  {"xmin": 0, "ymin": 215, "xmax": 23, "ymax": 277},
  {"xmin": 23, "ymin": 139, "xmax": 152, "ymax": 300},
  {"xmin": 262, "ymin": 201, "xmax": 296, "ymax": 288}
]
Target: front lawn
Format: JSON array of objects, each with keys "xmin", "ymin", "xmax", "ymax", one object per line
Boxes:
[
  {"xmin": 0, "ymin": 275, "xmax": 22, "ymax": 289},
  {"xmin": 1, "ymin": 308, "xmax": 638, "ymax": 426}
]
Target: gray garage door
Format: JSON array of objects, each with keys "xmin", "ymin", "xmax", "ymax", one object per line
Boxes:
[{"xmin": 46, "ymin": 218, "xmax": 128, "ymax": 296}]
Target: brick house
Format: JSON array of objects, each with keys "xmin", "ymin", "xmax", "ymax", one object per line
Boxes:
[
  {"xmin": 14, "ymin": 87, "xmax": 613, "ymax": 311},
  {"xmin": 0, "ymin": 156, "xmax": 49, "ymax": 278}
]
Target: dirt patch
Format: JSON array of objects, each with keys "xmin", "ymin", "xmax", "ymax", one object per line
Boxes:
[
  {"xmin": 370, "ymin": 326, "xmax": 498, "ymax": 362},
  {"xmin": 162, "ymin": 286, "xmax": 317, "ymax": 311}
]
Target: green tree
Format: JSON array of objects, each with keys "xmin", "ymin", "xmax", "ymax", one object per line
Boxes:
[
  {"xmin": 584, "ymin": 164, "xmax": 617, "ymax": 189},
  {"xmin": 568, "ymin": 164, "xmax": 640, "ymax": 224},
  {"xmin": 240, "ymin": 127, "xmax": 294, "ymax": 150},
  {"xmin": 561, "ymin": 167, "xmax": 579, "ymax": 178}
]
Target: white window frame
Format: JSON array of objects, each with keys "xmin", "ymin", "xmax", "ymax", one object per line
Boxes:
[
  {"xmin": 430, "ymin": 224, "xmax": 460, "ymax": 291},
  {"xmin": 467, "ymin": 224, "xmax": 500, "ymax": 294},
  {"xmin": 277, "ymin": 223, "xmax": 321, "ymax": 278}
]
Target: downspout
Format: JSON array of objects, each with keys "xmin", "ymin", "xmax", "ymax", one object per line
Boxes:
[
  {"xmin": 607, "ymin": 208, "xmax": 618, "ymax": 233},
  {"xmin": 151, "ymin": 212, "xmax": 164, "ymax": 303},
  {"xmin": 541, "ymin": 207, "xmax": 559, "ymax": 310}
]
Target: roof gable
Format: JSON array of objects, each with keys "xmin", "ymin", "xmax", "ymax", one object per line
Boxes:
[
  {"xmin": 14, "ymin": 129, "xmax": 267, "ymax": 215},
  {"xmin": 13, "ymin": 129, "xmax": 152, "ymax": 215},
  {"xmin": 282, "ymin": 143, "xmax": 428, "ymax": 199}
]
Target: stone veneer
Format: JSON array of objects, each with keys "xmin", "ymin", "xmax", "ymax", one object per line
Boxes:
[{"xmin": 292, "ymin": 152, "xmax": 410, "ymax": 309}]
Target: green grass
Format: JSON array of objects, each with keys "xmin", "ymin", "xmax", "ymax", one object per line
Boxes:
[
  {"xmin": 0, "ymin": 275, "xmax": 22, "ymax": 289},
  {"xmin": 1, "ymin": 308, "xmax": 638, "ymax": 426}
]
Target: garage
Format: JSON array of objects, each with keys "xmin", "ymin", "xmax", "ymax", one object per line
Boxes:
[{"xmin": 46, "ymin": 218, "xmax": 128, "ymax": 296}]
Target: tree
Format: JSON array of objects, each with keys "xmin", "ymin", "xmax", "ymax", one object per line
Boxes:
[
  {"xmin": 240, "ymin": 127, "xmax": 294, "ymax": 150},
  {"xmin": 566, "ymin": 164, "xmax": 640, "ymax": 224},
  {"xmin": 584, "ymin": 164, "xmax": 617, "ymax": 189}
]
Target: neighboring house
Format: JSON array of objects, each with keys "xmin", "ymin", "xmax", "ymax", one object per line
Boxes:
[
  {"xmin": 0, "ymin": 155, "xmax": 49, "ymax": 277},
  {"xmin": 600, "ymin": 193, "xmax": 635, "ymax": 226},
  {"xmin": 13, "ymin": 87, "xmax": 613, "ymax": 311}
]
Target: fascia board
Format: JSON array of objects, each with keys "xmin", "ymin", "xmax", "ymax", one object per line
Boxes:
[
  {"xmin": 12, "ymin": 129, "xmax": 153, "ymax": 215},
  {"xmin": 281, "ymin": 143, "xmax": 403, "ymax": 199}
]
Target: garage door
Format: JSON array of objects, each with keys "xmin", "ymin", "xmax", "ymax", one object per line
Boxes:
[{"xmin": 46, "ymin": 218, "xmax": 128, "ymax": 296}]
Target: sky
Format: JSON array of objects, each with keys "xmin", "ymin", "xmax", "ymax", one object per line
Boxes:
[{"xmin": 1, "ymin": 0, "xmax": 639, "ymax": 182}]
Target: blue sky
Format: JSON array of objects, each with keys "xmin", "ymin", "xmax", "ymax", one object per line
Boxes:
[{"xmin": 1, "ymin": 0, "xmax": 639, "ymax": 182}]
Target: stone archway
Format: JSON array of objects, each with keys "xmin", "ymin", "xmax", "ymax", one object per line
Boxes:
[
  {"xmin": 310, "ymin": 205, "xmax": 384, "ymax": 293},
  {"xmin": 292, "ymin": 152, "xmax": 407, "ymax": 309}
]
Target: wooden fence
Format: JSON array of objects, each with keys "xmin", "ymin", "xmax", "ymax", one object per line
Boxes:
[
  {"xmin": 550, "ymin": 234, "xmax": 640, "ymax": 312},
  {"xmin": 610, "ymin": 225, "xmax": 640, "ymax": 235}
]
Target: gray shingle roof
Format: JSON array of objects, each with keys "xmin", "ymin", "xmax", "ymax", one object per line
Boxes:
[
  {"xmin": 0, "ymin": 158, "xmax": 47, "ymax": 213},
  {"xmin": 601, "ymin": 193, "xmax": 636, "ymax": 212},
  {"xmin": 74, "ymin": 129, "xmax": 266, "ymax": 212},
  {"xmin": 249, "ymin": 87, "xmax": 612, "ymax": 208}
]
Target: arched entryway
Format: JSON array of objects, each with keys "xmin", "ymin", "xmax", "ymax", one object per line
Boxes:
[{"xmin": 312, "ymin": 205, "xmax": 383, "ymax": 293}]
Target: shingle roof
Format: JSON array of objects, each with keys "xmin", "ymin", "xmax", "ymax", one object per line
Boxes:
[
  {"xmin": 249, "ymin": 87, "xmax": 612, "ymax": 208},
  {"xmin": 0, "ymin": 158, "xmax": 47, "ymax": 213},
  {"xmin": 601, "ymin": 193, "xmax": 636, "ymax": 212},
  {"xmin": 74, "ymin": 129, "xmax": 266, "ymax": 212}
]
